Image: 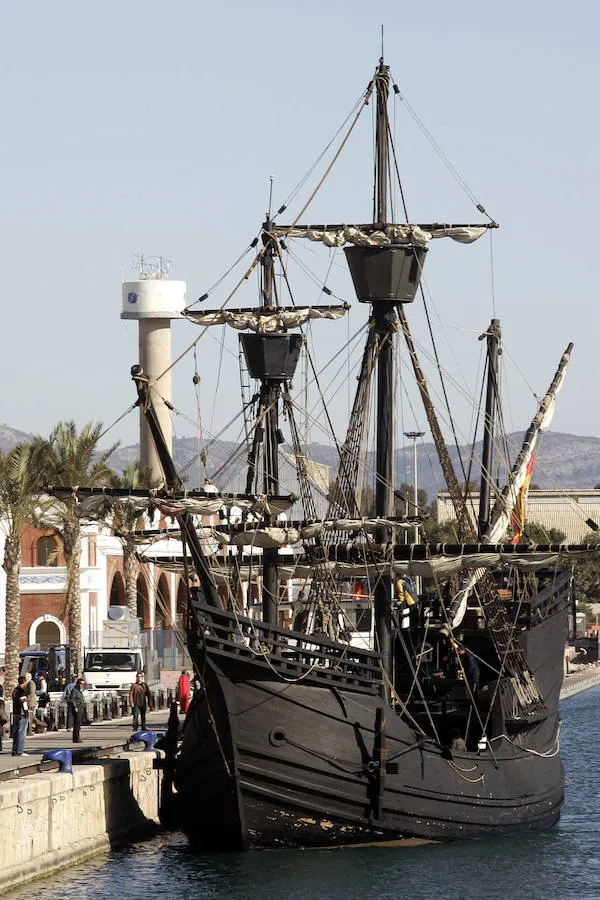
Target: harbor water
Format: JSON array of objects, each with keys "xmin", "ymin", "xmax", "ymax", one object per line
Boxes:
[{"xmin": 5, "ymin": 686, "xmax": 600, "ymax": 900}]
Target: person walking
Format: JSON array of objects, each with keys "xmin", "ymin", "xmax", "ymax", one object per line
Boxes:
[
  {"xmin": 69, "ymin": 678, "xmax": 86, "ymax": 743},
  {"xmin": 36, "ymin": 673, "xmax": 49, "ymax": 707},
  {"xmin": 0, "ymin": 695, "xmax": 8, "ymax": 751},
  {"xmin": 177, "ymin": 670, "xmax": 191, "ymax": 713},
  {"xmin": 63, "ymin": 675, "xmax": 76, "ymax": 730},
  {"xmin": 129, "ymin": 672, "xmax": 151, "ymax": 731},
  {"xmin": 24, "ymin": 672, "xmax": 45, "ymax": 733},
  {"xmin": 11, "ymin": 675, "xmax": 29, "ymax": 756}
]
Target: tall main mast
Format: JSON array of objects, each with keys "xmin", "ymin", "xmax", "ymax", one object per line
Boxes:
[
  {"xmin": 373, "ymin": 61, "xmax": 394, "ymax": 531},
  {"xmin": 373, "ymin": 62, "xmax": 395, "ymax": 678},
  {"xmin": 344, "ymin": 59, "xmax": 428, "ymax": 680}
]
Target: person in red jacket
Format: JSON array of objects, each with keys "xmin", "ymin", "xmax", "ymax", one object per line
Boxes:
[{"xmin": 177, "ymin": 670, "xmax": 190, "ymax": 713}]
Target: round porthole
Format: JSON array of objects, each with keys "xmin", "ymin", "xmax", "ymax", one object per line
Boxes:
[{"xmin": 269, "ymin": 728, "xmax": 287, "ymax": 747}]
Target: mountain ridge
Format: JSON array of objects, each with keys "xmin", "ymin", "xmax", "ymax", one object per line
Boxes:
[{"xmin": 1, "ymin": 424, "xmax": 598, "ymax": 501}]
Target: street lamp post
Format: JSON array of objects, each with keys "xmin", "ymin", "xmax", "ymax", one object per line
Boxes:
[{"xmin": 404, "ymin": 431, "xmax": 425, "ymax": 544}]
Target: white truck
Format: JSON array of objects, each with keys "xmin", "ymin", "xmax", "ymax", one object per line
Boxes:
[{"xmin": 83, "ymin": 606, "xmax": 144, "ymax": 693}]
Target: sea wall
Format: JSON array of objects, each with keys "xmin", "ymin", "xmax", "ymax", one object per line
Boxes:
[
  {"xmin": 561, "ymin": 664, "xmax": 600, "ymax": 699},
  {"xmin": 0, "ymin": 751, "xmax": 162, "ymax": 893}
]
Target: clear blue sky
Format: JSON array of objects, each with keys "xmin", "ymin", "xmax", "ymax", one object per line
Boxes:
[{"xmin": 2, "ymin": 0, "xmax": 599, "ymax": 460}]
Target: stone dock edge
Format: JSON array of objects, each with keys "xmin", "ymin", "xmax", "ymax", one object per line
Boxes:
[
  {"xmin": 560, "ymin": 665, "xmax": 600, "ymax": 699},
  {"xmin": 0, "ymin": 750, "xmax": 163, "ymax": 894}
]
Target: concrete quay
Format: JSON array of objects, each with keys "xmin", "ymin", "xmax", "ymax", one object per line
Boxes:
[
  {"xmin": 0, "ymin": 710, "xmax": 169, "ymax": 893},
  {"xmin": 560, "ymin": 663, "xmax": 600, "ymax": 699}
]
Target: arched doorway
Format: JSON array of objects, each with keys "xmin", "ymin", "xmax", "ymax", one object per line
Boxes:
[
  {"xmin": 136, "ymin": 572, "xmax": 149, "ymax": 627},
  {"xmin": 29, "ymin": 615, "xmax": 66, "ymax": 648},
  {"xmin": 176, "ymin": 578, "xmax": 187, "ymax": 627},
  {"xmin": 109, "ymin": 572, "xmax": 126, "ymax": 606},
  {"xmin": 155, "ymin": 573, "xmax": 170, "ymax": 629}
]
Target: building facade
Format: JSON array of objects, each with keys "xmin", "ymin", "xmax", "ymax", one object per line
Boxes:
[
  {"xmin": 0, "ymin": 520, "xmax": 186, "ymax": 664},
  {"xmin": 436, "ymin": 490, "xmax": 600, "ymax": 543}
]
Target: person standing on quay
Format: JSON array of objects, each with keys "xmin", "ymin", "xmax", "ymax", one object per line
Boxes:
[
  {"xmin": 0, "ymin": 693, "xmax": 8, "ymax": 751},
  {"xmin": 63, "ymin": 675, "xmax": 76, "ymax": 729},
  {"xmin": 129, "ymin": 672, "xmax": 151, "ymax": 731},
  {"xmin": 177, "ymin": 670, "xmax": 191, "ymax": 713},
  {"xmin": 69, "ymin": 678, "xmax": 86, "ymax": 743},
  {"xmin": 11, "ymin": 675, "xmax": 29, "ymax": 756},
  {"xmin": 24, "ymin": 672, "xmax": 45, "ymax": 733},
  {"xmin": 36, "ymin": 672, "xmax": 48, "ymax": 697}
]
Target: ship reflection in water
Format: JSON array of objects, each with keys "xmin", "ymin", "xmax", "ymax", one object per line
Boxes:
[{"xmin": 4, "ymin": 687, "xmax": 599, "ymax": 900}]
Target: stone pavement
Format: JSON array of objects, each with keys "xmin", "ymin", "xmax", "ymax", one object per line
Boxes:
[{"xmin": 0, "ymin": 708, "xmax": 170, "ymax": 777}]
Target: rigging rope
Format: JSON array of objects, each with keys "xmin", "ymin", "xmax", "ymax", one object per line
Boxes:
[{"xmin": 393, "ymin": 83, "xmax": 496, "ymax": 222}]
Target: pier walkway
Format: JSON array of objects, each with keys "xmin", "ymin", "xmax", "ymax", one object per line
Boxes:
[{"xmin": 0, "ymin": 708, "xmax": 169, "ymax": 778}]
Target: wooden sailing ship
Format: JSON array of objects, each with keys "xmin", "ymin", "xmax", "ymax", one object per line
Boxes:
[{"xmin": 65, "ymin": 58, "xmax": 586, "ymax": 849}]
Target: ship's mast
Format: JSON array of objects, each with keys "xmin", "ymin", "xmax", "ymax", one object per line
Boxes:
[
  {"xmin": 478, "ymin": 319, "xmax": 501, "ymax": 538},
  {"xmin": 344, "ymin": 58, "xmax": 430, "ymax": 680},
  {"xmin": 239, "ymin": 220, "xmax": 303, "ymax": 626},
  {"xmin": 375, "ymin": 60, "xmax": 389, "ymax": 229},
  {"xmin": 259, "ymin": 219, "xmax": 280, "ymax": 624},
  {"xmin": 372, "ymin": 60, "xmax": 395, "ymax": 677}
]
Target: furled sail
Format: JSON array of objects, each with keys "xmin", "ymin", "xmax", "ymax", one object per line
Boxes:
[
  {"xmin": 448, "ymin": 342, "xmax": 574, "ymax": 628},
  {"xmin": 67, "ymin": 490, "xmax": 297, "ymax": 519},
  {"xmin": 133, "ymin": 517, "xmax": 418, "ymax": 550},
  {"xmin": 184, "ymin": 305, "xmax": 348, "ymax": 333},
  {"xmin": 488, "ymin": 342, "xmax": 574, "ymax": 541},
  {"xmin": 146, "ymin": 548, "xmax": 598, "ymax": 581},
  {"xmin": 272, "ymin": 223, "xmax": 491, "ymax": 248}
]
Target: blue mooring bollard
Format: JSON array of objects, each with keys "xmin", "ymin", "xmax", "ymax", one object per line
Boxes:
[
  {"xmin": 130, "ymin": 730, "xmax": 159, "ymax": 750},
  {"xmin": 42, "ymin": 749, "xmax": 73, "ymax": 774}
]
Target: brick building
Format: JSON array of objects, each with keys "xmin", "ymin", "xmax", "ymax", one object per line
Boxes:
[{"xmin": 0, "ymin": 520, "xmax": 186, "ymax": 663}]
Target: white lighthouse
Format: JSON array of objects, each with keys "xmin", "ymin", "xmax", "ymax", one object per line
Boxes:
[{"xmin": 121, "ymin": 257, "xmax": 186, "ymax": 484}]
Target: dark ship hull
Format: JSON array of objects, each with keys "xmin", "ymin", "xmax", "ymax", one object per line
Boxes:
[{"xmin": 173, "ymin": 573, "xmax": 569, "ymax": 851}]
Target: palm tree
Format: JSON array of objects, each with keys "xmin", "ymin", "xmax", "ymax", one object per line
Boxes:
[
  {"xmin": 37, "ymin": 422, "xmax": 118, "ymax": 672},
  {"xmin": 0, "ymin": 443, "xmax": 48, "ymax": 692},
  {"xmin": 111, "ymin": 463, "xmax": 150, "ymax": 619}
]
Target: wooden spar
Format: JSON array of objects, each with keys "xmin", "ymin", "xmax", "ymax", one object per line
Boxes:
[
  {"xmin": 375, "ymin": 60, "xmax": 390, "ymax": 226},
  {"xmin": 372, "ymin": 59, "xmax": 394, "ymax": 682},
  {"xmin": 258, "ymin": 218, "xmax": 280, "ymax": 624},
  {"xmin": 488, "ymin": 342, "xmax": 575, "ymax": 535},
  {"xmin": 271, "ymin": 222, "xmax": 499, "ymax": 233},
  {"xmin": 478, "ymin": 319, "xmax": 501, "ymax": 538},
  {"xmin": 130, "ymin": 365, "xmax": 220, "ymax": 609},
  {"xmin": 397, "ymin": 306, "xmax": 477, "ymax": 541}
]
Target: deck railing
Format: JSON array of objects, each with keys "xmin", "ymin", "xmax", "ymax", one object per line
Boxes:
[{"xmin": 193, "ymin": 603, "xmax": 382, "ymax": 690}]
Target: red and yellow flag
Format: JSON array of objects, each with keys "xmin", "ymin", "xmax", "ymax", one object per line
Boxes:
[{"xmin": 510, "ymin": 453, "xmax": 536, "ymax": 544}]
